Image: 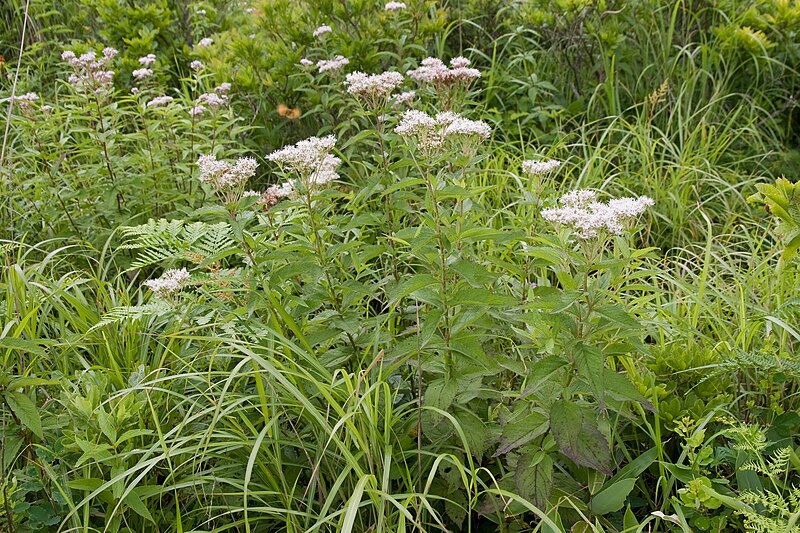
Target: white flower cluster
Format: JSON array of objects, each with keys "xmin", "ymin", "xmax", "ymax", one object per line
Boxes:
[
  {"xmin": 313, "ymin": 24, "xmax": 332, "ymax": 38},
  {"xmin": 146, "ymin": 95, "xmax": 174, "ymax": 108},
  {"xmin": 522, "ymin": 159, "xmax": 561, "ymax": 176},
  {"xmin": 62, "ymin": 48, "xmax": 117, "ymax": 93},
  {"xmin": 385, "ymin": 2, "xmax": 407, "ymax": 10},
  {"xmin": 260, "ymin": 182, "xmax": 296, "ymax": 207},
  {"xmin": 194, "ymin": 83, "xmax": 231, "ymax": 115},
  {"xmin": 197, "ymin": 155, "xmax": 257, "ymax": 190},
  {"xmin": 267, "ymin": 135, "xmax": 341, "ymax": 192},
  {"xmin": 300, "ymin": 58, "xmax": 313, "ymax": 67},
  {"xmin": 138, "ymin": 54, "xmax": 156, "ymax": 67},
  {"xmin": 407, "ymin": 56, "xmax": 480, "ymax": 87},
  {"xmin": 317, "ymin": 55, "xmax": 350, "ymax": 73},
  {"xmin": 541, "ymin": 190, "xmax": 654, "ymax": 239},
  {"xmin": 393, "ymin": 90, "xmax": 415, "ymax": 106},
  {"xmin": 132, "ymin": 68, "xmax": 153, "ymax": 81},
  {"xmin": 11, "ymin": 92, "xmax": 39, "ymax": 111},
  {"xmin": 345, "ymin": 71, "xmax": 404, "ymax": 105},
  {"xmin": 395, "ymin": 110, "xmax": 491, "ymax": 154},
  {"xmin": 190, "ymin": 60, "xmax": 205, "ymax": 72},
  {"xmin": 144, "ymin": 268, "xmax": 191, "ymax": 298},
  {"xmin": 198, "ymin": 37, "xmax": 213, "ymax": 47}
]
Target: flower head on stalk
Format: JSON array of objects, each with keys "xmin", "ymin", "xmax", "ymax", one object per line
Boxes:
[
  {"xmin": 541, "ymin": 190, "xmax": 654, "ymax": 240},
  {"xmin": 197, "ymin": 154, "xmax": 259, "ymax": 204},
  {"xmin": 266, "ymin": 135, "xmax": 341, "ymax": 194},
  {"xmin": 62, "ymin": 47, "xmax": 117, "ymax": 95},
  {"xmin": 144, "ymin": 268, "xmax": 191, "ymax": 302},
  {"xmin": 345, "ymin": 71, "xmax": 404, "ymax": 109},
  {"xmin": 395, "ymin": 109, "xmax": 491, "ymax": 158}
]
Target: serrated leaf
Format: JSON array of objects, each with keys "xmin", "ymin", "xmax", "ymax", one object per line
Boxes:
[
  {"xmin": 515, "ymin": 452, "xmax": 553, "ymax": 509},
  {"xmin": 4, "ymin": 391, "xmax": 43, "ymax": 439},
  {"xmin": 550, "ymin": 400, "xmax": 612, "ymax": 475},
  {"xmin": 494, "ymin": 410, "xmax": 550, "ymax": 456}
]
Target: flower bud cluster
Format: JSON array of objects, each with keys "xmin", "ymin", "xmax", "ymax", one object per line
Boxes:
[
  {"xmin": 541, "ymin": 190, "xmax": 654, "ymax": 239},
  {"xmin": 61, "ymin": 47, "xmax": 117, "ymax": 93},
  {"xmin": 147, "ymin": 95, "xmax": 174, "ymax": 108},
  {"xmin": 408, "ymin": 56, "xmax": 480, "ymax": 87},
  {"xmin": 385, "ymin": 2, "xmax": 407, "ymax": 10}
]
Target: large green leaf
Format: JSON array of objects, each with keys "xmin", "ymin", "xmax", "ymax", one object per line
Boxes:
[
  {"xmin": 550, "ymin": 400, "xmax": 612, "ymax": 475},
  {"xmin": 4, "ymin": 391, "xmax": 43, "ymax": 439}
]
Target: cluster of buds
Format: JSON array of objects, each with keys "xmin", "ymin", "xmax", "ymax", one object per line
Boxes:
[
  {"xmin": 395, "ymin": 110, "xmax": 491, "ymax": 157},
  {"xmin": 267, "ymin": 135, "xmax": 341, "ymax": 195},
  {"xmin": 11, "ymin": 92, "xmax": 39, "ymax": 118},
  {"xmin": 61, "ymin": 47, "xmax": 118, "ymax": 94},
  {"xmin": 385, "ymin": 2, "xmax": 407, "ymax": 11},
  {"xmin": 197, "ymin": 154, "xmax": 258, "ymax": 203},
  {"xmin": 345, "ymin": 71, "xmax": 404, "ymax": 108},
  {"xmin": 541, "ymin": 190, "xmax": 654, "ymax": 239},
  {"xmin": 146, "ymin": 95, "xmax": 174, "ymax": 108}
]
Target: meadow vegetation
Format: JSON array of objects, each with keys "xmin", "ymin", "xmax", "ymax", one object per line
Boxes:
[{"xmin": 2, "ymin": 0, "xmax": 800, "ymax": 531}]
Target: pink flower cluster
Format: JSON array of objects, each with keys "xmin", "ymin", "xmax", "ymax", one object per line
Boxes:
[
  {"xmin": 62, "ymin": 47, "xmax": 118, "ymax": 93},
  {"xmin": 407, "ymin": 56, "xmax": 480, "ymax": 86},
  {"xmin": 193, "ymin": 83, "xmax": 232, "ymax": 116}
]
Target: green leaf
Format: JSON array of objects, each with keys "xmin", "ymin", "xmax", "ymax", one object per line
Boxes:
[
  {"xmin": 515, "ymin": 452, "xmax": 553, "ymax": 509},
  {"xmin": 450, "ymin": 287, "xmax": 518, "ymax": 307},
  {"xmin": 590, "ymin": 477, "xmax": 636, "ymax": 515},
  {"xmin": 4, "ymin": 391, "xmax": 43, "ymax": 439},
  {"xmin": 575, "ymin": 344, "xmax": 605, "ymax": 408},
  {"xmin": 387, "ymin": 274, "xmax": 438, "ymax": 306},
  {"xmin": 519, "ymin": 356, "xmax": 568, "ymax": 399},
  {"xmin": 424, "ymin": 378, "xmax": 457, "ymax": 412},
  {"xmin": 604, "ymin": 370, "xmax": 654, "ymax": 412},
  {"xmin": 550, "ymin": 400, "xmax": 612, "ymax": 475},
  {"xmin": 123, "ymin": 489, "xmax": 155, "ymax": 522},
  {"xmin": 494, "ymin": 410, "xmax": 550, "ymax": 456}
]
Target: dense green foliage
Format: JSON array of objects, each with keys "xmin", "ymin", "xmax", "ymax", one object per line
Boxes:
[{"xmin": 2, "ymin": 0, "xmax": 800, "ymax": 531}]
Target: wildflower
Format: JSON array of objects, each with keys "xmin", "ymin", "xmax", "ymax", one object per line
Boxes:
[
  {"xmin": 138, "ymin": 54, "xmax": 156, "ymax": 67},
  {"xmin": 267, "ymin": 135, "xmax": 337, "ymax": 175},
  {"xmin": 198, "ymin": 92, "xmax": 227, "ymax": 109},
  {"xmin": 189, "ymin": 105, "xmax": 206, "ymax": 117},
  {"xmin": 541, "ymin": 190, "xmax": 654, "ymax": 239},
  {"xmin": 442, "ymin": 116, "xmax": 491, "ymax": 139},
  {"xmin": 198, "ymin": 37, "xmax": 213, "ymax": 47},
  {"xmin": 146, "ymin": 95, "xmax": 174, "ymax": 107},
  {"xmin": 144, "ymin": 268, "xmax": 191, "ymax": 298},
  {"xmin": 215, "ymin": 82, "xmax": 231, "ymax": 95},
  {"xmin": 317, "ymin": 55, "xmax": 349, "ymax": 73},
  {"xmin": 131, "ymin": 87, "xmax": 140, "ymax": 95},
  {"xmin": 40, "ymin": 104, "xmax": 53, "ymax": 114},
  {"xmin": 407, "ymin": 56, "xmax": 480, "ymax": 107},
  {"xmin": 393, "ymin": 90, "xmax": 415, "ymax": 106},
  {"xmin": 522, "ymin": 159, "xmax": 561, "ymax": 176},
  {"xmin": 242, "ymin": 190, "xmax": 261, "ymax": 198},
  {"xmin": 196, "ymin": 8, "xmax": 207, "ymax": 15},
  {"xmin": 313, "ymin": 24, "xmax": 332, "ymax": 38},
  {"xmin": 300, "ymin": 58, "xmax": 313, "ymax": 67},
  {"xmin": 190, "ymin": 60, "xmax": 205, "ymax": 72},
  {"xmin": 260, "ymin": 182, "xmax": 296, "ymax": 207},
  {"xmin": 385, "ymin": 1, "xmax": 407, "ymax": 10},
  {"xmin": 197, "ymin": 154, "xmax": 258, "ymax": 201},
  {"xmin": 267, "ymin": 135, "xmax": 341, "ymax": 191},
  {"xmin": 132, "ymin": 68, "xmax": 153, "ymax": 81},
  {"xmin": 62, "ymin": 47, "xmax": 117, "ymax": 93},
  {"xmin": 11, "ymin": 92, "xmax": 39, "ymax": 111},
  {"xmin": 345, "ymin": 71, "xmax": 404, "ymax": 106},
  {"xmin": 245, "ymin": 7, "xmax": 255, "ymax": 13},
  {"xmin": 395, "ymin": 110, "xmax": 490, "ymax": 155}
]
